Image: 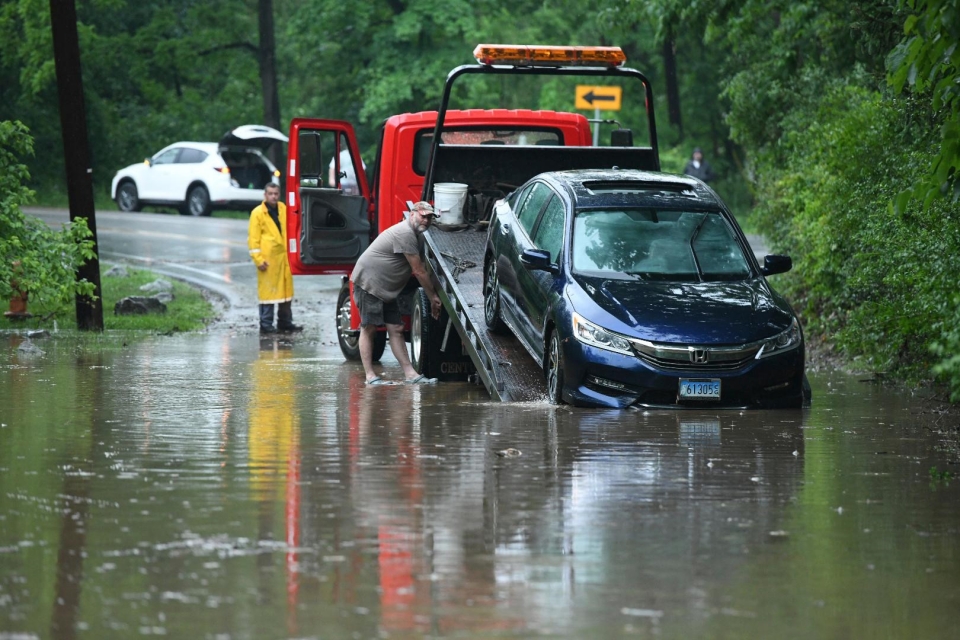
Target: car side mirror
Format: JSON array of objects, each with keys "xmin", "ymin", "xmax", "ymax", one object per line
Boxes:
[
  {"xmin": 761, "ymin": 254, "xmax": 792, "ymax": 276},
  {"xmin": 520, "ymin": 248, "xmax": 558, "ymax": 274},
  {"xmin": 144, "ymin": 158, "xmax": 152, "ymax": 167}
]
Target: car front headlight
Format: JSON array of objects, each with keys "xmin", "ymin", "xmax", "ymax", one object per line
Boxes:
[
  {"xmin": 756, "ymin": 318, "xmax": 802, "ymax": 359},
  {"xmin": 572, "ymin": 313, "xmax": 634, "ymax": 356}
]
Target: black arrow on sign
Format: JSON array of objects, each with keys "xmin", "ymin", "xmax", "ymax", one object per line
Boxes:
[{"xmin": 582, "ymin": 90, "xmax": 616, "ymax": 105}]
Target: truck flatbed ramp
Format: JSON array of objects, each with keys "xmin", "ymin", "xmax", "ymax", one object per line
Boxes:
[{"xmin": 423, "ymin": 225, "xmax": 548, "ymax": 402}]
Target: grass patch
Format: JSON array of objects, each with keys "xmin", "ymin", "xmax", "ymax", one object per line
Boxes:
[{"xmin": 1, "ymin": 266, "xmax": 218, "ymax": 335}]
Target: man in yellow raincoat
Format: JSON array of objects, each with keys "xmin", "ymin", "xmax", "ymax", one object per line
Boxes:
[{"xmin": 248, "ymin": 183, "xmax": 302, "ymax": 334}]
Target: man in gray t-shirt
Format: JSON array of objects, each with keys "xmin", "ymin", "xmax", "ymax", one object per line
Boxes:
[{"xmin": 350, "ymin": 201, "xmax": 442, "ymax": 385}]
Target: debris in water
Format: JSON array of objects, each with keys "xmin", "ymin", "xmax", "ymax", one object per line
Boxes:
[
  {"xmin": 621, "ymin": 608, "xmax": 663, "ymax": 618},
  {"xmin": 496, "ymin": 448, "xmax": 522, "ymax": 458}
]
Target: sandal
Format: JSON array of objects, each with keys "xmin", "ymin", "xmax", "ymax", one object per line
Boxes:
[
  {"xmin": 405, "ymin": 374, "xmax": 438, "ymax": 385},
  {"xmin": 365, "ymin": 376, "xmax": 389, "ymax": 385}
]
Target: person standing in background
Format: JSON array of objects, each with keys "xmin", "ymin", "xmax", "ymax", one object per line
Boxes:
[
  {"xmin": 684, "ymin": 147, "xmax": 716, "ymax": 183},
  {"xmin": 248, "ymin": 183, "xmax": 303, "ymax": 335}
]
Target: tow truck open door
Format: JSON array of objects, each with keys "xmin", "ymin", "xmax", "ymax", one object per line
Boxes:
[{"xmin": 285, "ymin": 118, "xmax": 372, "ymax": 276}]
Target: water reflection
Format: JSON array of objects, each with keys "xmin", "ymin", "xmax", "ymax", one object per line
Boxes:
[
  {"xmin": 0, "ymin": 335, "xmax": 958, "ymax": 638},
  {"xmin": 249, "ymin": 339, "xmax": 301, "ymax": 635}
]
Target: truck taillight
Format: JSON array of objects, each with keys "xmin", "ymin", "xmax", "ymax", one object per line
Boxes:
[{"xmin": 473, "ymin": 44, "xmax": 626, "ymax": 67}]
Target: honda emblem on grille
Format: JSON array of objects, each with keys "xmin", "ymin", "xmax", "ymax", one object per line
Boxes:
[{"xmin": 690, "ymin": 348, "xmax": 709, "ymax": 364}]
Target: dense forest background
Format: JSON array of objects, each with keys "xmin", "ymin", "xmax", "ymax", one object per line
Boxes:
[{"xmin": 1, "ymin": 0, "xmax": 959, "ymax": 398}]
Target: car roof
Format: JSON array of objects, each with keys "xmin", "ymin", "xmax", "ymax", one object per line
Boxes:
[
  {"xmin": 169, "ymin": 142, "xmax": 220, "ymax": 153},
  {"xmin": 538, "ymin": 169, "xmax": 719, "ymax": 210}
]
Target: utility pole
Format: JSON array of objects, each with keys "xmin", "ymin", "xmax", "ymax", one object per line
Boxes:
[{"xmin": 49, "ymin": 0, "xmax": 104, "ymax": 331}]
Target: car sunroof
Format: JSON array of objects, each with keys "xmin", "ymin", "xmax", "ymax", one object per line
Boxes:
[{"xmin": 582, "ymin": 181, "xmax": 697, "ymax": 196}]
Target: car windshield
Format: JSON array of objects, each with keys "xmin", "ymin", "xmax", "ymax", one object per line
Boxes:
[{"xmin": 572, "ymin": 209, "xmax": 752, "ymax": 282}]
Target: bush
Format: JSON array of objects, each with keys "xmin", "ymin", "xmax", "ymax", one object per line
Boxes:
[
  {"xmin": 750, "ymin": 86, "xmax": 960, "ymax": 391},
  {"xmin": 0, "ymin": 121, "xmax": 96, "ymax": 316}
]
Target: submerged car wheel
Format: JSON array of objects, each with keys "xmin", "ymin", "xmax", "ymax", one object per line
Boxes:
[
  {"xmin": 336, "ymin": 284, "xmax": 384, "ymax": 362},
  {"xmin": 184, "ymin": 185, "xmax": 210, "ymax": 216},
  {"xmin": 546, "ymin": 331, "xmax": 565, "ymax": 405},
  {"xmin": 483, "ymin": 259, "xmax": 506, "ymax": 333},
  {"xmin": 117, "ymin": 181, "xmax": 141, "ymax": 212}
]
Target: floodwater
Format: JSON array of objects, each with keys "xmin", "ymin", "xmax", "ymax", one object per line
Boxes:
[{"xmin": 1, "ymin": 333, "xmax": 958, "ymax": 639}]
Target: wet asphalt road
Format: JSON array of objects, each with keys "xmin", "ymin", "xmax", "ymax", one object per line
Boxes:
[{"xmin": 2, "ymin": 209, "xmax": 957, "ymax": 639}]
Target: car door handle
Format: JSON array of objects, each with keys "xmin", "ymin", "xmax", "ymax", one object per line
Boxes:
[{"xmin": 500, "ymin": 223, "xmax": 510, "ymax": 235}]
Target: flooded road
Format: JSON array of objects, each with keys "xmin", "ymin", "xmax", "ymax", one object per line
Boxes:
[{"xmin": 2, "ymin": 334, "xmax": 958, "ymax": 638}]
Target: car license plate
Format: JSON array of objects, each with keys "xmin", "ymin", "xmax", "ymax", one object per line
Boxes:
[{"xmin": 679, "ymin": 379, "xmax": 721, "ymax": 400}]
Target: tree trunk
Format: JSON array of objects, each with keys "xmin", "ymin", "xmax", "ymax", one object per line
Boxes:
[
  {"xmin": 258, "ymin": 0, "xmax": 281, "ymax": 164},
  {"xmin": 662, "ymin": 31, "xmax": 683, "ymax": 140}
]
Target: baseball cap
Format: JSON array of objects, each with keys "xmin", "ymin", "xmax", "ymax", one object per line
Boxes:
[{"xmin": 412, "ymin": 201, "xmax": 440, "ymax": 218}]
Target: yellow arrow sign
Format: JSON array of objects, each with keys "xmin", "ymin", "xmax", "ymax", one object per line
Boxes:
[{"xmin": 576, "ymin": 85, "xmax": 622, "ymax": 111}]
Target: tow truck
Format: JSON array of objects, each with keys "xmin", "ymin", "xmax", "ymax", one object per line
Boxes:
[{"xmin": 285, "ymin": 44, "xmax": 659, "ymax": 401}]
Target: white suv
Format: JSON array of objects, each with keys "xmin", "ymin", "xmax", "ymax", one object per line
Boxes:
[{"xmin": 110, "ymin": 125, "xmax": 288, "ymax": 216}]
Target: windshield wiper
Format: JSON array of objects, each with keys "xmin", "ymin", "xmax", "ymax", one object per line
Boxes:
[{"xmin": 687, "ymin": 215, "xmax": 709, "ymax": 282}]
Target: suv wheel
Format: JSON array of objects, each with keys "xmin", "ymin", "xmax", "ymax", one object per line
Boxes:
[
  {"xmin": 117, "ymin": 181, "xmax": 141, "ymax": 212},
  {"xmin": 183, "ymin": 185, "xmax": 210, "ymax": 216}
]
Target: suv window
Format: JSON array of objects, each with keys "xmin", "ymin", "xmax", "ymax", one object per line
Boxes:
[
  {"xmin": 177, "ymin": 148, "xmax": 208, "ymax": 164},
  {"xmin": 532, "ymin": 196, "xmax": 565, "ymax": 262},
  {"xmin": 516, "ymin": 183, "xmax": 551, "ymax": 236},
  {"xmin": 153, "ymin": 148, "xmax": 180, "ymax": 165}
]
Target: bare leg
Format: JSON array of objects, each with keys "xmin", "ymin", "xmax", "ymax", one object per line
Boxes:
[
  {"xmin": 386, "ymin": 323, "xmax": 419, "ymax": 380},
  {"xmin": 359, "ymin": 324, "xmax": 379, "ymax": 382}
]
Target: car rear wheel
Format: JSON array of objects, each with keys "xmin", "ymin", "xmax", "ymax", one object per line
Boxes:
[
  {"xmin": 546, "ymin": 331, "xmax": 565, "ymax": 405},
  {"xmin": 183, "ymin": 185, "xmax": 210, "ymax": 216},
  {"xmin": 117, "ymin": 181, "xmax": 141, "ymax": 212},
  {"xmin": 336, "ymin": 283, "xmax": 385, "ymax": 362},
  {"xmin": 483, "ymin": 259, "xmax": 506, "ymax": 333}
]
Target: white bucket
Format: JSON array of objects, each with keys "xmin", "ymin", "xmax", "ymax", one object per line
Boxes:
[{"xmin": 433, "ymin": 182, "xmax": 469, "ymax": 225}]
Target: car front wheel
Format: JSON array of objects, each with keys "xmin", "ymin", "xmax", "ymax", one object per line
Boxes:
[
  {"xmin": 546, "ymin": 331, "xmax": 566, "ymax": 405},
  {"xmin": 117, "ymin": 181, "xmax": 141, "ymax": 212},
  {"xmin": 184, "ymin": 185, "xmax": 210, "ymax": 216}
]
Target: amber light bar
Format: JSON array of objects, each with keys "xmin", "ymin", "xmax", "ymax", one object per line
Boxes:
[{"xmin": 473, "ymin": 44, "xmax": 626, "ymax": 67}]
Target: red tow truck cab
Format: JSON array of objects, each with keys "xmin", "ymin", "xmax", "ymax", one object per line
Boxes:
[
  {"xmin": 282, "ymin": 110, "xmax": 593, "ymax": 360},
  {"xmin": 284, "ymin": 109, "xmax": 592, "ymax": 276}
]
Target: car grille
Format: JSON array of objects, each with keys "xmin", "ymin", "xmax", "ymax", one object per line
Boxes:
[{"xmin": 628, "ymin": 338, "xmax": 761, "ymax": 372}]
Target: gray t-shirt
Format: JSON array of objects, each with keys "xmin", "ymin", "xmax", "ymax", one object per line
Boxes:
[{"xmin": 350, "ymin": 220, "xmax": 423, "ymax": 301}]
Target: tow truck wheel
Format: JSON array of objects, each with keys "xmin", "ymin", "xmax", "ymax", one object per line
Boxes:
[
  {"xmin": 546, "ymin": 331, "xmax": 566, "ymax": 405},
  {"xmin": 336, "ymin": 284, "xmax": 385, "ymax": 362},
  {"xmin": 411, "ymin": 288, "xmax": 439, "ymax": 378},
  {"xmin": 483, "ymin": 259, "xmax": 506, "ymax": 333}
]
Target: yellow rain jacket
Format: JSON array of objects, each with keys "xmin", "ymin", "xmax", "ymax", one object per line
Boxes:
[{"xmin": 248, "ymin": 201, "xmax": 294, "ymax": 304}]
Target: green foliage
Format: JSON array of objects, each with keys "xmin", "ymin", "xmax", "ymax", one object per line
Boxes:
[
  {"xmin": 750, "ymin": 85, "xmax": 960, "ymax": 387},
  {"xmin": 930, "ymin": 297, "xmax": 960, "ymax": 401},
  {"xmin": 888, "ymin": 0, "xmax": 960, "ymax": 210},
  {"xmin": 0, "ymin": 120, "xmax": 96, "ymax": 314}
]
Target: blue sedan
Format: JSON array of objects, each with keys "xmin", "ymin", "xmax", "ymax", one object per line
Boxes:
[{"xmin": 482, "ymin": 169, "xmax": 810, "ymax": 409}]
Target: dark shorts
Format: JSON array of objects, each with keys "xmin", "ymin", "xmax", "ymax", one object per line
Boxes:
[{"xmin": 354, "ymin": 285, "xmax": 401, "ymax": 327}]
